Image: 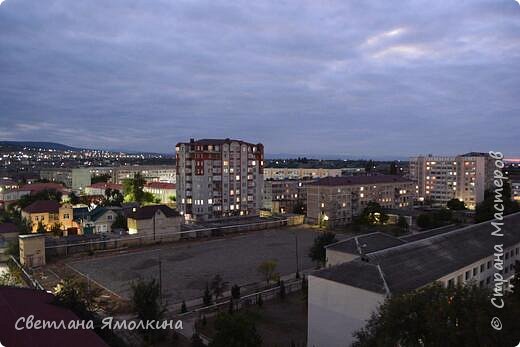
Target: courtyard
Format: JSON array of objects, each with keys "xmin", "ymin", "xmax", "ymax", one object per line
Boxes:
[{"xmin": 68, "ymin": 226, "xmax": 335, "ymax": 304}]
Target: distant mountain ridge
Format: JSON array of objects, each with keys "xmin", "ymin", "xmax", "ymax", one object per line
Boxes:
[{"xmin": 0, "ymin": 141, "xmax": 83, "ymax": 151}]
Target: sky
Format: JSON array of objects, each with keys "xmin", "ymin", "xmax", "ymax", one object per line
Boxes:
[{"xmin": 0, "ymin": 0, "xmax": 519, "ymax": 158}]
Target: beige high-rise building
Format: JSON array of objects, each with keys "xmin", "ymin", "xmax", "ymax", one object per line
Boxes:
[
  {"xmin": 306, "ymin": 175, "xmax": 414, "ymax": 227},
  {"xmin": 176, "ymin": 138, "xmax": 264, "ymax": 221},
  {"xmin": 409, "ymin": 152, "xmax": 494, "ymax": 209}
]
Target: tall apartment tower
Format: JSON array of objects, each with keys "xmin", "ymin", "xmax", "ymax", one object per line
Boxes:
[
  {"xmin": 409, "ymin": 152, "xmax": 494, "ymax": 209},
  {"xmin": 176, "ymin": 138, "xmax": 264, "ymax": 221}
]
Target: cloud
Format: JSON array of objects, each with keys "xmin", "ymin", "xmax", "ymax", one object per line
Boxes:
[{"xmin": 0, "ymin": 0, "xmax": 519, "ymax": 156}]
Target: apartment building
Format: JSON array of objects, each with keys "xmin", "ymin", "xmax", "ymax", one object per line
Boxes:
[
  {"xmin": 111, "ymin": 165, "xmax": 176, "ymax": 184},
  {"xmin": 306, "ymin": 175, "xmax": 414, "ymax": 227},
  {"xmin": 176, "ymin": 138, "xmax": 264, "ymax": 221},
  {"xmin": 262, "ymin": 179, "xmax": 311, "ymax": 214},
  {"xmin": 307, "ymin": 212, "xmax": 520, "ymax": 347},
  {"xmin": 510, "ymin": 175, "xmax": 520, "ymax": 202},
  {"xmin": 39, "ymin": 168, "xmax": 91, "ymax": 192},
  {"xmin": 409, "ymin": 152, "xmax": 494, "ymax": 209},
  {"xmin": 264, "ymin": 167, "xmax": 342, "ymax": 180}
]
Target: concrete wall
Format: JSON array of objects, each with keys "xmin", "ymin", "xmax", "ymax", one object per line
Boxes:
[{"xmin": 307, "ymin": 275, "xmax": 384, "ymax": 347}]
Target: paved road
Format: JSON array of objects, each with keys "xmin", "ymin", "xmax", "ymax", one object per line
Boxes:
[{"xmin": 70, "ymin": 227, "xmax": 327, "ymax": 303}]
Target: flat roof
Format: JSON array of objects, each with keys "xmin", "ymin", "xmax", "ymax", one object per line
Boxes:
[{"xmin": 313, "ymin": 212, "xmax": 520, "ymax": 294}]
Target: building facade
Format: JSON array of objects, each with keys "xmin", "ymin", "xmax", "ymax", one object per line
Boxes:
[
  {"xmin": 409, "ymin": 152, "xmax": 494, "ymax": 209},
  {"xmin": 40, "ymin": 168, "xmax": 91, "ymax": 192},
  {"xmin": 262, "ymin": 179, "xmax": 310, "ymax": 214},
  {"xmin": 127, "ymin": 205, "xmax": 182, "ymax": 240},
  {"xmin": 306, "ymin": 175, "xmax": 414, "ymax": 227},
  {"xmin": 307, "ymin": 212, "xmax": 520, "ymax": 347},
  {"xmin": 176, "ymin": 138, "xmax": 264, "ymax": 221},
  {"xmin": 263, "ymin": 167, "xmax": 343, "ymax": 180},
  {"xmin": 111, "ymin": 165, "xmax": 176, "ymax": 184}
]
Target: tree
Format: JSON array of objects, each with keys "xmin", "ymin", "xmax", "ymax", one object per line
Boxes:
[
  {"xmin": 353, "ymin": 283, "xmax": 520, "ymax": 347},
  {"xmin": 416, "ymin": 213, "xmax": 434, "ymax": 229},
  {"xmin": 111, "ymin": 214, "xmax": 127, "ymax": 231},
  {"xmin": 389, "ymin": 161, "xmax": 398, "ymax": 175},
  {"xmin": 475, "ymin": 187, "xmax": 519, "ymax": 223},
  {"xmin": 203, "ymin": 283, "xmax": 213, "ymax": 306},
  {"xmin": 54, "ymin": 278, "xmax": 100, "ymax": 319},
  {"xmin": 308, "ymin": 232, "xmax": 337, "ymax": 266},
  {"xmin": 210, "ymin": 274, "xmax": 229, "ymax": 299},
  {"xmin": 292, "ymin": 201, "xmax": 305, "ymax": 214},
  {"xmin": 16, "ymin": 189, "xmax": 62, "ymax": 209},
  {"xmin": 50, "ymin": 222, "xmax": 62, "ymax": 236},
  {"xmin": 358, "ymin": 202, "xmax": 389, "ymax": 225},
  {"xmin": 131, "ymin": 278, "xmax": 166, "ymax": 342},
  {"xmin": 68, "ymin": 192, "xmax": 80, "ymax": 205},
  {"xmin": 104, "ymin": 188, "xmax": 124, "ymax": 207},
  {"xmin": 279, "ymin": 280, "xmax": 286, "ymax": 300},
  {"xmin": 36, "ymin": 221, "xmax": 46, "ymax": 233},
  {"xmin": 209, "ymin": 313, "xmax": 262, "ymax": 347},
  {"xmin": 257, "ymin": 260, "xmax": 279, "ymax": 285},
  {"xmin": 168, "ymin": 195, "xmax": 176, "ymax": 203},
  {"xmin": 396, "ymin": 215, "xmax": 409, "ymax": 234},
  {"xmin": 231, "ymin": 284, "xmax": 241, "ymax": 300},
  {"xmin": 447, "ymin": 198, "xmax": 466, "ymax": 210},
  {"xmin": 123, "ymin": 173, "xmax": 147, "ymax": 203}
]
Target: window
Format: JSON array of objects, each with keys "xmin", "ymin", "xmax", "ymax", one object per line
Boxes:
[
  {"xmin": 480, "ymin": 264, "xmax": 485, "ymax": 272},
  {"xmin": 473, "ymin": 267, "xmax": 478, "ymax": 276},
  {"xmin": 487, "ymin": 261, "xmax": 492, "ymax": 269},
  {"xmin": 465, "ymin": 271, "xmax": 470, "ymax": 280}
]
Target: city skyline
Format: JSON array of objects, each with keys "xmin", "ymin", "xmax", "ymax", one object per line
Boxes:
[{"xmin": 1, "ymin": 0, "xmax": 519, "ymax": 156}]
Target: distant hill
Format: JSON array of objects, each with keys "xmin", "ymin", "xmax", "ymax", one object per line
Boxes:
[{"xmin": 0, "ymin": 141, "xmax": 83, "ymax": 151}]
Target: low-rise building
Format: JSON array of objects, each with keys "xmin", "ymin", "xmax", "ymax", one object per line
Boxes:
[
  {"xmin": 307, "ymin": 212, "xmax": 520, "ymax": 347},
  {"xmin": 79, "ymin": 206, "xmax": 121, "ymax": 234},
  {"xmin": 127, "ymin": 204, "xmax": 182, "ymax": 240},
  {"xmin": 144, "ymin": 182, "xmax": 176, "ymax": 204},
  {"xmin": 510, "ymin": 175, "xmax": 520, "ymax": 202},
  {"xmin": 306, "ymin": 175, "xmax": 414, "ymax": 227},
  {"xmin": 19, "ymin": 233, "xmax": 46, "ymax": 267},
  {"xmin": 21, "ymin": 200, "xmax": 74, "ymax": 232},
  {"xmin": 264, "ymin": 167, "xmax": 343, "ymax": 180}
]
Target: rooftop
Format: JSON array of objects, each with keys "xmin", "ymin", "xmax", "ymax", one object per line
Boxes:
[
  {"xmin": 127, "ymin": 204, "xmax": 180, "ymax": 220},
  {"xmin": 308, "ymin": 175, "xmax": 411, "ymax": 187},
  {"xmin": 314, "ymin": 212, "xmax": 520, "ymax": 294},
  {"xmin": 0, "ymin": 287, "xmax": 108, "ymax": 347},
  {"xmin": 0, "ymin": 222, "xmax": 18, "ymax": 234},
  {"xmin": 177, "ymin": 138, "xmax": 263, "ymax": 147},
  {"xmin": 23, "ymin": 200, "xmax": 60, "ymax": 214},
  {"xmin": 326, "ymin": 232, "xmax": 406, "ymax": 255},
  {"xmin": 145, "ymin": 182, "xmax": 175, "ymax": 189}
]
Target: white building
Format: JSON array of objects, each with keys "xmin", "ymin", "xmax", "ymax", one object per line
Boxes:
[
  {"xmin": 264, "ymin": 168, "xmax": 343, "ymax": 180},
  {"xmin": 307, "ymin": 212, "xmax": 520, "ymax": 347},
  {"xmin": 176, "ymin": 138, "xmax": 264, "ymax": 221},
  {"xmin": 409, "ymin": 152, "xmax": 494, "ymax": 209}
]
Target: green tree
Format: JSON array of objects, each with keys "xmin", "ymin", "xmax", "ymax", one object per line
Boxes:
[
  {"xmin": 353, "ymin": 283, "xmax": 520, "ymax": 347},
  {"xmin": 308, "ymin": 232, "xmax": 337, "ymax": 266},
  {"xmin": 475, "ymin": 186, "xmax": 519, "ymax": 223},
  {"xmin": 50, "ymin": 222, "xmax": 62, "ymax": 236},
  {"xmin": 257, "ymin": 260, "xmax": 279, "ymax": 285},
  {"xmin": 358, "ymin": 202, "xmax": 389, "ymax": 225},
  {"xmin": 203, "ymin": 283, "xmax": 213, "ymax": 306},
  {"xmin": 123, "ymin": 173, "xmax": 147, "ymax": 204},
  {"xmin": 416, "ymin": 213, "xmax": 434, "ymax": 229},
  {"xmin": 209, "ymin": 313, "xmax": 262, "ymax": 347},
  {"xmin": 36, "ymin": 221, "xmax": 47, "ymax": 233},
  {"xmin": 131, "ymin": 278, "xmax": 166, "ymax": 342},
  {"xmin": 16, "ymin": 189, "xmax": 62, "ymax": 209},
  {"xmin": 396, "ymin": 215, "xmax": 409, "ymax": 234},
  {"xmin": 104, "ymin": 188, "xmax": 124, "ymax": 207},
  {"xmin": 111, "ymin": 214, "xmax": 127, "ymax": 230},
  {"xmin": 210, "ymin": 274, "xmax": 229, "ymax": 299},
  {"xmin": 54, "ymin": 278, "xmax": 100, "ymax": 318},
  {"xmin": 68, "ymin": 192, "xmax": 80, "ymax": 205},
  {"xmin": 447, "ymin": 198, "xmax": 466, "ymax": 210}
]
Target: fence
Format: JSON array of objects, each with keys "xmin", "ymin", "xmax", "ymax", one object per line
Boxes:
[
  {"xmin": 45, "ymin": 216, "xmax": 305, "ymax": 258},
  {"xmin": 9, "ymin": 255, "xmax": 44, "ymax": 290}
]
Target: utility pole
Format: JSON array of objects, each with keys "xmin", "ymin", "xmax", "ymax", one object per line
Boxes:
[
  {"xmin": 158, "ymin": 254, "xmax": 163, "ymax": 303},
  {"xmin": 153, "ymin": 211, "xmax": 156, "ymax": 241}
]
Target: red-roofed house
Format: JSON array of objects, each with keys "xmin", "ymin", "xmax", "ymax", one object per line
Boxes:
[
  {"xmin": 144, "ymin": 182, "xmax": 176, "ymax": 204},
  {"xmin": 21, "ymin": 201, "xmax": 76, "ymax": 233},
  {"xmin": 0, "ymin": 287, "xmax": 108, "ymax": 347}
]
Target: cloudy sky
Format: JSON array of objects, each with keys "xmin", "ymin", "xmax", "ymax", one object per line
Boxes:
[{"xmin": 0, "ymin": 0, "xmax": 519, "ymax": 157}]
